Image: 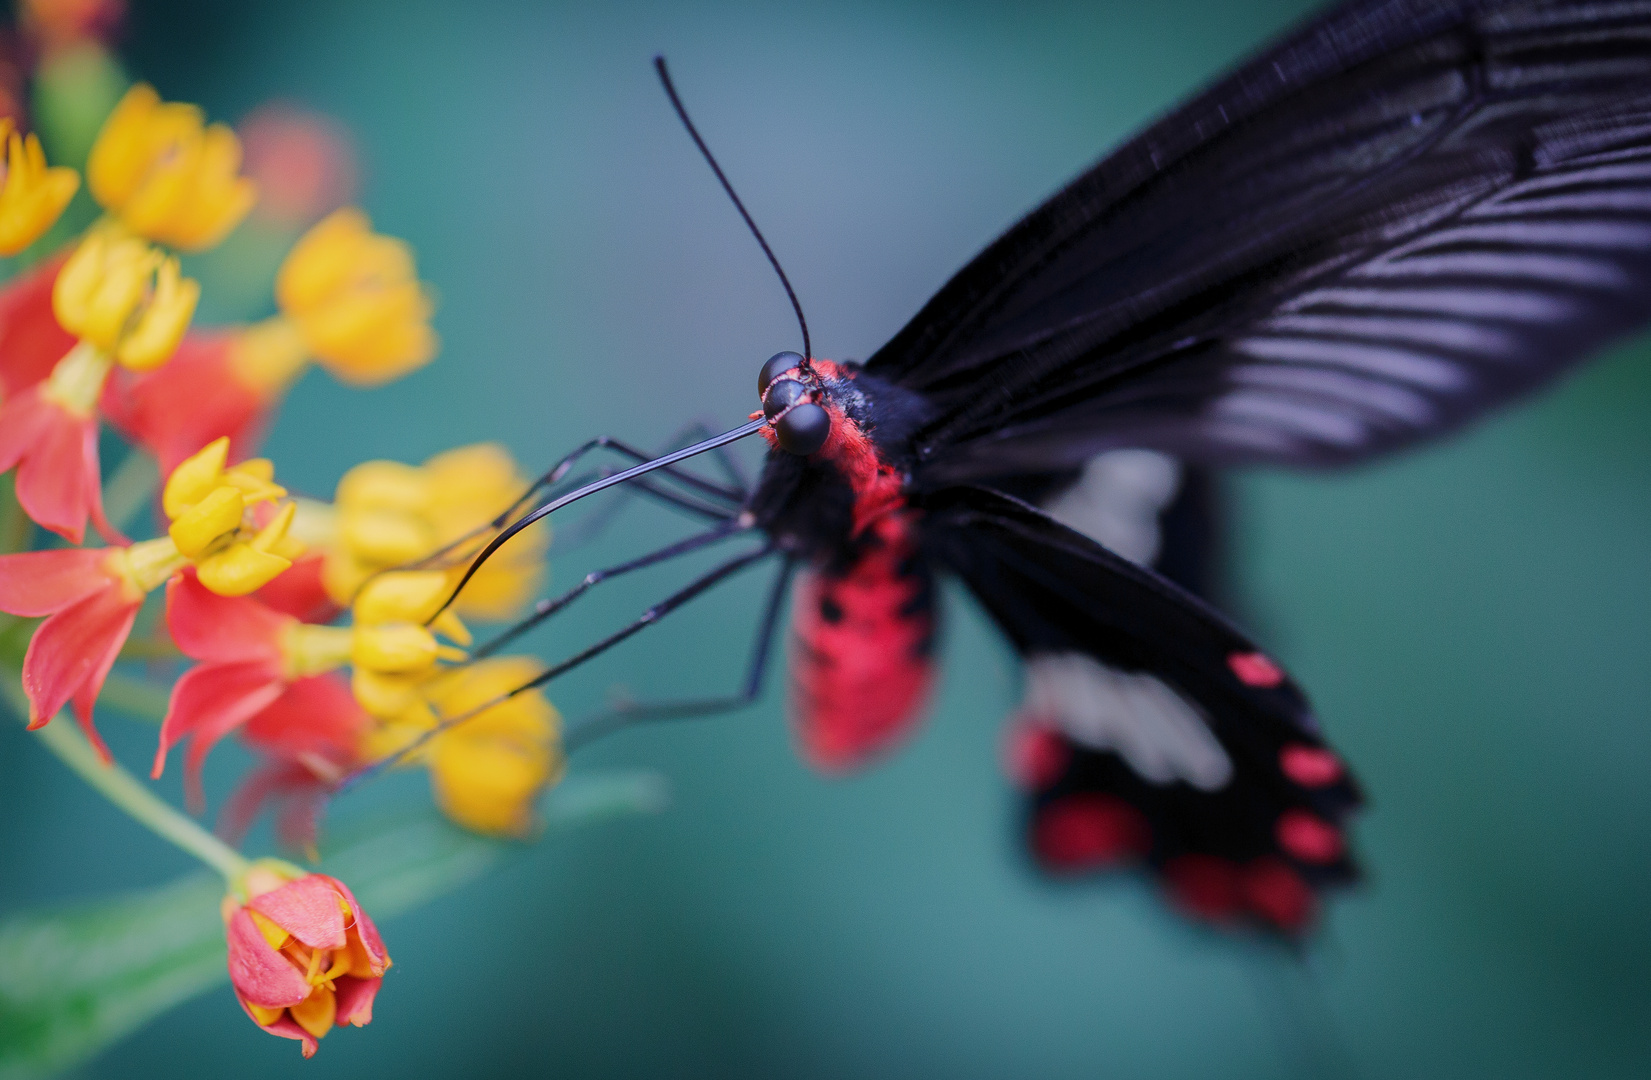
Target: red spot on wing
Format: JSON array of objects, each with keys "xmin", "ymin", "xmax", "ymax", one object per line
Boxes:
[
  {"xmin": 1228, "ymin": 650, "xmax": 1284, "ymax": 687},
  {"xmin": 1165, "ymin": 855, "xmax": 1242, "ymax": 922},
  {"xmin": 1241, "ymin": 857, "xmax": 1316, "ymax": 930},
  {"xmin": 1279, "ymin": 744, "xmax": 1343, "ymax": 787},
  {"xmin": 1276, "ymin": 809, "xmax": 1344, "ymax": 864},
  {"xmin": 1032, "ymin": 793, "xmax": 1149, "ymax": 870},
  {"xmin": 1004, "ymin": 720, "xmax": 1069, "ymax": 791},
  {"xmin": 789, "ymin": 512, "xmax": 934, "ymax": 772}
]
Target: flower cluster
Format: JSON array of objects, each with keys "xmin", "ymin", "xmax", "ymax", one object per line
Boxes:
[{"xmin": 0, "ymin": 63, "xmax": 559, "ymax": 1059}]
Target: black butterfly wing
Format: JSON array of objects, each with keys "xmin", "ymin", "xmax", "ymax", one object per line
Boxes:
[
  {"xmin": 867, "ymin": 0, "xmax": 1651, "ymax": 483},
  {"xmin": 920, "ymin": 485, "xmax": 1360, "ymax": 930}
]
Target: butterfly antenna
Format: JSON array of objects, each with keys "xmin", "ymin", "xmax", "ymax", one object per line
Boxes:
[{"xmin": 654, "ymin": 54, "xmax": 813, "ymax": 368}]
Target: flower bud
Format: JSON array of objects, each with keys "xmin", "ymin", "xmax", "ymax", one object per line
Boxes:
[{"xmin": 223, "ymin": 863, "xmax": 389, "ymax": 1059}]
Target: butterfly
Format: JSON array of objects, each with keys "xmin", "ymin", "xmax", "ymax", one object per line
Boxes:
[{"xmin": 385, "ymin": 0, "xmax": 1651, "ymax": 934}]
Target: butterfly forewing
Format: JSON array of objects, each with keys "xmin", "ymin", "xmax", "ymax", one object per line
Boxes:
[{"xmin": 865, "ymin": 0, "xmax": 1651, "ymax": 482}]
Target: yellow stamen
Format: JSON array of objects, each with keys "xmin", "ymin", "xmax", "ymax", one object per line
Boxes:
[
  {"xmin": 168, "ymin": 485, "xmax": 244, "ymax": 558},
  {"xmin": 289, "ymin": 985, "xmax": 336, "ymax": 1041},
  {"xmin": 352, "ymin": 570, "xmax": 470, "ymax": 644},
  {"xmin": 114, "ymin": 254, "xmax": 200, "ymax": 371},
  {"xmin": 352, "ymin": 623, "xmax": 444, "ymax": 674},
  {"xmin": 245, "ymin": 1001, "xmax": 285, "ymax": 1027},
  {"xmin": 87, "ymin": 83, "xmax": 257, "ymax": 252},
  {"xmin": 275, "ymin": 207, "xmax": 437, "ymax": 384},
  {"xmin": 195, "ymin": 541, "xmax": 291, "ymax": 596},
  {"xmin": 319, "ymin": 952, "xmax": 351, "ymax": 985},
  {"xmin": 248, "ymin": 909, "xmax": 290, "ymax": 951},
  {"xmin": 163, "ymin": 436, "xmax": 230, "ymax": 519},
  {"xmin": 0, "ymin": 122, "xmax": 79, "ymax": 256}
]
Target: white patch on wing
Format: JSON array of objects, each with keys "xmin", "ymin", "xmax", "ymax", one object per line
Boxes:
[
  {"xmin": 1021, "ymin": 652, "xmax": 1233, "ymax": 791},
  {"xmin": 1042, "ymin": 449, "xmax": 1181, "ymax": 566},
  {"xmin": 1232, "ymin": 333, "xmax": 1470, "ymax": 389},
  {"xmin": 1213, "ymin": 391, "xmax": 1368, "ymax": 446}
]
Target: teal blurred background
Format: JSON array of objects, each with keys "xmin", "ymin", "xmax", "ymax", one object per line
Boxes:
[{"xmin": 3, "ymin": 0, "xmax": 1650, "ymax": 1075}]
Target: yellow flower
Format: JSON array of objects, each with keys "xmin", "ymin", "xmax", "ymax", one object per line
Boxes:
[
  {"xmin": 313, "ymin": 443, "xmax": 547, "ymax": 621},
  {"xmin": 342, "ymin": 569, "xmax": 468, "ymax": 729},
  {"xmin": 0, "ymin": 117, "xmax": 79, "ymax": 255},
  {"xmin": 275, "ymin": 208, "xmax": 437, "ymax": 385},
  {"xmin": 87, "ymin": 83, "xmax": 257, "ymax": 251},
  {"xmin": 53, "ymin": 223, "xmax": 200, "ymax": 370},
  {"xmin": 424, "ymin": 657, "xmax": 562, "ymax": 837},
  {"xmin": 160, "ymin": 437, "xmax": 303, "ymax": 595}
]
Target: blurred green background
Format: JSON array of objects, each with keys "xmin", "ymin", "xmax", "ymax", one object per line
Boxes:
[{"xmin": 2, "ymin": 0, "xmax": 1649, "ymax": 1076}]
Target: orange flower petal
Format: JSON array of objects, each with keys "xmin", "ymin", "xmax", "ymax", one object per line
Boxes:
[
  {"xmin": 153, "ymin": 658, "xmax": 285, "ymax": 809},
  {"xmin": 332, "ymin": 975, "xmax": 381, "ymax": 1028},
  {"xmin": 164, "ymin": 569, "xmax": 291, "ymax": 662},
  {"xmin": 0, "ymin": 386, "xmax": 122, "ymax": 545},
  {"xmin": 0, "ymin": 255, "xmax": 75, "ymax": 397},
  {"xmin": 241, "ymin": 673, "xmax": 368, "ymax": 766},
  {"xmin": 0, "ymin": 547, "xmax": 114, "ymax": 616},
  {"xmin": 217, "ymin": 756, "xmax": 345, "ymax": 851},
  {"xmin": 20, "ymin": 582, "xmax": 139, "ymax": 754},
  {"xmin": 253, "ymin": 552, "xmax": 340, "ymax": 624},
  {"xmin": 226, "ymin": 907, "xmax": 310, "ymax": 1010},
  {"xmin": 326, "ymin": 875, "xmax": 389, "ymax": 977},
  {"xmin": 100, "ymin": 331, "xmax": 270, "ymax": 475},
  {"xmin": 249, "ymin": 874, "xmax": 348, "ymax": 951}
]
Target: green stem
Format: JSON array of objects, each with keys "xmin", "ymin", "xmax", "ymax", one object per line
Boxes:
[
  {"xmin": 3, "ymin": 680, "xmax": 250, "ymax": 882},
  {"xmin": 97, "ymin": 671, "xmax": 172, "ymax": 722}
]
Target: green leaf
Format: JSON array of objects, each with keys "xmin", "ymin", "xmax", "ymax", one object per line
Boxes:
[
  {"xmin": 0, "ymin": 771, "xmax": 667, "ymax": 1079},
  {"xmin": 0, "ymin": 873, "xmax": 225, "ymax": 1080}
]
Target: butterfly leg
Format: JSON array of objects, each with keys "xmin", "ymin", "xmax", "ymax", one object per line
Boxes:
[
  {"xmin": 474, "ymin": 516, "xmax": 758, "ymax": 659},
  {"xmin": 401, "ymin": 426, "xmax": 751, "ymax": 576},
  {"xmin": 562, "ymin": 556, "xmax": 795, "ymax": 751},
  {"xmin": 341, "ymin": 542, "xmax": 778, "ymax": 787}
]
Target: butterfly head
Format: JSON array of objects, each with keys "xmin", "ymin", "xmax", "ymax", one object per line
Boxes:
[{"xmin": 757, "ymin": 350, "xmax": 831, "ymax": 455}]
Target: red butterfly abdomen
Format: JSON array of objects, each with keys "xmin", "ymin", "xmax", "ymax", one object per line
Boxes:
[{"xmin": 788, "ymin": 513, "xmax": 934, "ymax": 772}]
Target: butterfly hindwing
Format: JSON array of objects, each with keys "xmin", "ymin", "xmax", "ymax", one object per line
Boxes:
[
  {"xmin": 868, "ymin": 0, "xmax": 1651, "ymax": 481},
  {"xmin": 920, "ymin": 485, "xmax": 1360, "ymax": 930}
]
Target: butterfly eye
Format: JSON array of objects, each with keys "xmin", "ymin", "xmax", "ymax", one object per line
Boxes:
[
  {"xmin": 775, "ymin": 402, "xmax": 830, "ymax": 455},
  {"xmin": 762, "ymin": 377, "xmax": 806, "ymax": 420},
  {"xmin": 758, "ymin": 351, "xmax": 804, "ymax": 395}
]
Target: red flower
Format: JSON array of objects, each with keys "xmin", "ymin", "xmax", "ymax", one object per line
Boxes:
[
  {"xmin": 155, "ymin": 570, "xmax": 290, "ymax": 803},
  {"xmin": 0, "ymin": 546, "xmax": 147, "ymax": 759},
  {"xmin": 0, "ymin": 255, "xmax": 75, "ymax": 397},
  {"xmin": 224, "ymin": 869, "xmax": 390, "ymax": 1058},
  {"xmin": 219, "ymin": 674, "xmax": 370, "ymax": 851},
  {"xmin": 155, "ymin": 571, "xmax": 358, "ymax": 811},
  {"xmin": 0, "ymin": 377, "xmax": 121, "ymax": 544},
  {"xmin": 102, "ymin": 331, "xmax": 270, "ymax": 475},
  {"xmin": 254, "ymin": 552, "xmax": 341, "ymax": 624}
]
